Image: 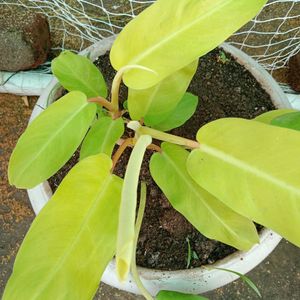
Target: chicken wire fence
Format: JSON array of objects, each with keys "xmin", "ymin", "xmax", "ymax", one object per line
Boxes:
[{"xmin": 1, "ymin": 0, "xmax": 300, "ymax": 72}]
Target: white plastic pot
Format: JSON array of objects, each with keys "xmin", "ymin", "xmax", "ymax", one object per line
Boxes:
[
  {"xmin": 0, "ymin": 71, "xmax": 53, "ymax": 96},
  {"xmin": 28, "ymin": 37, "xmax": 290, "ymax": 296}
]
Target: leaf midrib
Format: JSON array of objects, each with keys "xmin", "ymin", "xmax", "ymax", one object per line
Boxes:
[
  {"xmin": 200, "ymin": 144, "xmax": 300, "ymax": 196},
  {"xmin": 65, "ymin": 62, "xmax": 100, "ymax": 97},
  {"xmin": 14, "ymin": 101, "xmax": 92, "ymax": 184},
  {"xmin": 130, "ymin": 0, "xmax": 231, "ymax": 65}
]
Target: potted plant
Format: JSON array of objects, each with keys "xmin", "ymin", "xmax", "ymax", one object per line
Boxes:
[
  {"xmin": 23, "ymin": 37, "xmax": 290, "ymax": 298},
  {"xmin": 3, "ymin": 0, "xmax": 300, "ymax": 299}
]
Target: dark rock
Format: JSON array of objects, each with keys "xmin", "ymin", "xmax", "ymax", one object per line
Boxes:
[
  {"xmin": 288, "ymin": 53, "xmax": 300, "ymax": 92},
  {"xmin": 0, "ymin": 7, "xmax": 51, "ymax": 71}
]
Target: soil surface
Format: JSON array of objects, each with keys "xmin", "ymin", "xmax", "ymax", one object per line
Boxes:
[
  {"xmin": 49, "ymin": 49, "xmax": 275, "ymax": 270},
  {"xmin": 0, "ymin": 95, "xmax": 36, "ymax": 295}
]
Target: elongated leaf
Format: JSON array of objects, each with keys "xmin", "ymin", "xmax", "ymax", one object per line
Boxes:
[
  {"xmin": 187, "ymin": 118, "xmax": 300, "ymax": 247},
  {"xmin": 52, "ymin": 51, "xmax": 107, "ymax": 98},
  {"xmin": 110, "ymin": 0, "xmax": 267, "ymax": 89},
  {"xmin": 3, "ymin": 154, "xmax": 123, "ymax": 300},
  {"xmin": 156, "ymin": 290, "xmax": 208, "ymax": 300},
  {"xmin": 215, "ymin": 268, "xmax": 261, "ymax": 298},
  {"xmin": 271, "ymin": 111, "xmax": 300, "ymax": 131},
  {"xmin": 9, "ymin": 91, "xmax": 96, "ymax": 188},
  {"xmin": 128, "ymin": 61, "xmax": 197, "ymax": 122},
  {"xmin": 150, "ymin": 143, "xmax": 258, "ymax": 250},
  {"xmin": 130, "ymin": 183, "xmax": 153, "ymax": 300},
  {"xmin": 254, "ymin": 109, "xmax": 296, "ymax": 124},
  {"xmin": 80, "ymin": 117, "xmax": 124, "ymax": 160},
  {"xmin": 148, "ymin": 92, "xmax": 198, "ymax": 131},
  {"xmin": 116, "ymin": 135, "xmax": 152, "ymax": 281}
]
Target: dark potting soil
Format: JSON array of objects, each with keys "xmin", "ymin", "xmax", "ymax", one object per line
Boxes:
[
  {"xmin": 288, "ymin": 53, "xmax": 300, "ymax": 93},
  {"xmin": 49, "ymin": 48, "xmax": 275, "ymax": 270}
]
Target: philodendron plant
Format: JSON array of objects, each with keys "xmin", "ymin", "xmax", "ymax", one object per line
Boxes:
[{"xmin": 4, "ymin": 0, "xmax": 300, "ymax": 299}]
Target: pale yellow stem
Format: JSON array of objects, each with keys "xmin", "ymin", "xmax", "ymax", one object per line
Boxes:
[
  {"xmin": 128, "ymin": 121, "xmax": 200, "ymax": 149},
  {"xmin": 111, "ymin": 65, "xmax": 157, "ymax": 113}
]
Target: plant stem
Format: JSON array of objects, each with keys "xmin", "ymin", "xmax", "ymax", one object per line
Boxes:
[
  {"xmin": 88, "ymin": 96, "xmax": 115, "ymax": 112},
  {"xmin": 112, "ymin": 139, "xmax": 161, "ymax": 173},
  {"xmin": 147, "ymin": 143, "xmax": 162, "ymax": 153},
  {"xmin": 128, "ymin": 121, "xmax": 200, "ymax": 149},
  {"xmin": 131, "ymin": 182, "xmax": 154, "ymax": 300},
  {"xmin": 111, "ymin": 65, "xmax": 158, "ymax": 114},
  {"xmin": 111, "ymin": 68, "xmax": 123, "ymax": 113},
  {"xmin": 111, "ymin": 138, "xmax": 135, "ymax": 172}
]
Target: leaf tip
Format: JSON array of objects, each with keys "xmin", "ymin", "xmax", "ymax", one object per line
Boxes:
[{"xmin": 116, "ymin": 258, "xmax": 130, "ymax": 282}]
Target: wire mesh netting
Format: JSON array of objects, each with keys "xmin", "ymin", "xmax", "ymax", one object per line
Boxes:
[{"xmin": 1, "ymin": 0, "xmax": 300, "ymax": 71}]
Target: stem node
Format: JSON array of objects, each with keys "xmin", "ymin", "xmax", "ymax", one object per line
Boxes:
[{"xmin": 127, "ymin": 122, "xmax": 200, "ymax": 149}]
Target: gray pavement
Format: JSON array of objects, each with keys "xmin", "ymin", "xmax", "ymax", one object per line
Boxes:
[{"xmin": 94, "ymin": 240, "xmax": 300, "ymax": 300}]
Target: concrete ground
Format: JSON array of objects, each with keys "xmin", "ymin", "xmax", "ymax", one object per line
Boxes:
[{"xmin": 0, "ymin": 94, "xmax": 300, "ymax": 299}]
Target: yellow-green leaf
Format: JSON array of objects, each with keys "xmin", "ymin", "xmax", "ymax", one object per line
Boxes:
[
  {"xmin": 110, "ymin": 0, "xmax": 267, "ymax": 89},
  {"xmin": 150, "ymin": 143, "xmax": 258, "ymax": 250},
  {"xmin": 128, "ymin": 61, "xmax": 197, "ymax": 122},
  {"xmin": 3, "ymin": 154, "xmax": 123, "ymax": 300},
  {"xmin": 187, "ymin": 118, "xmax": 300, "ymax": 247},
  {"xmin": 52, "ymin": 50, "xmax": 107, "ymax": 98},
  {"xmin": 254, "ymin": 109, "xmax": 296, "ymax": 124},
  {"xmin": 80, "ymin": 117, "xmax": 124, "ymax": 160},
  {"xmin": 116, "ymin": 135, "xmax": 152, "ymax": 281},
  {"xmin": 9, "ymin": 91, "xmax": 96, "ymax": 188}
]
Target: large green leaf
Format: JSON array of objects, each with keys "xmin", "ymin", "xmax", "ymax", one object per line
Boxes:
[
  {"xmin": 150, "ymin": 143, "xmax": 258, "ymax": 250},
  {"xmin": 254, "ymin": 109, "xmax": 296, "ymax": 124},
  {"xmin": 110, "ymin": 0, "xmax": 267, "ymax": 89},
  {"xmin": 156, "ymin": 290, "xmax": 208, "ymax": 300},
  {"xmin": 187, "ymin": 118, "xmax": 300, "ymax": 247},
  {"xmin": 128, "ymin": 61, "xmax": 197, "ymax": 122},
  {"xmin": 80, "ymin": 117, "xmax": 124, "ymax": 160},
  {"xmin": 3, "ymin": 154, "xmax": 123, "ymax": 300},
  {"xmin": 52, "ymin": 51, "xmax": 107, "ymax": 98},
  {"xmin": 148, "ymin": 92, "xmax": 198, "ymax": 131},
  {"xmin": 8, "ymin": 91, "xmax": 96, "ymax": 188}
]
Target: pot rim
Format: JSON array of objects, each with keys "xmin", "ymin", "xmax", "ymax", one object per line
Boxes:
[{"xmin": 27, "ymin": 36, "xmax": 289, "ymax": 295}]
